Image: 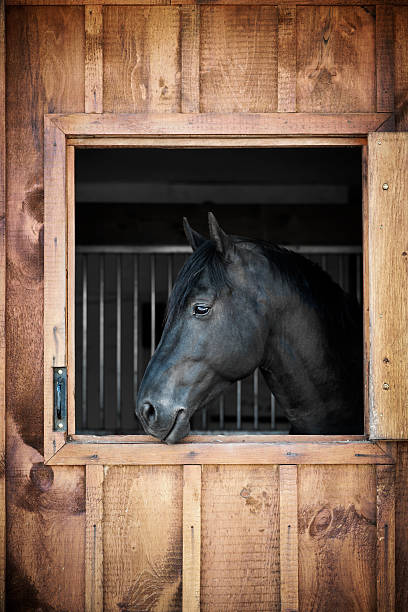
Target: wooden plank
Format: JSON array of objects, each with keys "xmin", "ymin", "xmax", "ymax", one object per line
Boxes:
[
  {"xmin": 5, "ymin": 0, "xmax": 408, "ymax": 5},
  {"xmin": 181, "ymin": 6, "xmax": 200, "ymax": 113},
  {"xmin": 51, "ymin": 112, "xmax": 391, "ymax": 136},
  {"xmin": 376, "ymin": 6, "xmax": 394, "ymax": 112},
  {"xmin": 103, "ymin": 7, "xmax": 181, "ymax": 113},
  {"xmin": 103, "ymin": 466, "xmax": 182, "ymax": 611},
  {"xmin": 368, "ymin": 133, "xmax": 408, "ymax": 439},
  {"xmin": 298, "ymin": 465, "xmax": 377, "ymax": 611},
  {"xmin": 71, "ymin": 433, "xmax": 368, "ymax": 443},
  {"xmin": 200, "ymin": 6, "xmax": 278, "ymax": 112},
  {"xmin": 376, "ymin": 465, "xmax": 395, "ymax": 611},
  {"xmin": 396, "ymin": 443, "xmax": 408, "ymax": 612},
  {"xmin": 67, "ymin": 146, "xmax": 76, "ymax": 436},
  {"xmin": 296, "ymin": 6, "xmax": 376, "ymax": 113},
  {"xmin": 86, "ymin": 464, "xmax": 104, "ymax": 612},
  {"xmin": 394, "ymin": 7, "xmax": 408, "ymax": 130},
  {"xmin": 48, "ymin": 440, "xmax": 394, "ymax": 465},
  {"xmin": 277, "ymin": 6, "xmax": 296, "ymax": 113},
  {"xmin": 182, "ymin": 465, "xmax": 201, "ymax": 612},
  {"xmin": 279, "ymin": 465, "xmax": 298, "ymax": 612},
  {"xmin": 201, "ymin": 465, "xmax": 280, "ymax": 610},
  {"xmin": 0, "ymin": 1, "xmax": 4, "ymax": 609},
  {"xmin": 362, "ymin": 144, "xmax": 370, "ymax": 437},
  {"xmin": 85, "ymin": 6, "xmax": 103, "ymax": 113}
]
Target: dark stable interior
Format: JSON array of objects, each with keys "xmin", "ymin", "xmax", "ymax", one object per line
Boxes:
[{"xmin": 75, "ymin": 147, "xmax": 363, "ymax": 435}]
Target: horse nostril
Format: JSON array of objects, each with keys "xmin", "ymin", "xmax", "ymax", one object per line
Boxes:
[{"xmin": 142, "ymin": 402, "xmax": 157, "ymax": 426}]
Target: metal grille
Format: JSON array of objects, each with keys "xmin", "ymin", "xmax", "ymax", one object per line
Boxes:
[{"xmin": 75, "ymin": 245, "xmax": 362, "ymax": 434}]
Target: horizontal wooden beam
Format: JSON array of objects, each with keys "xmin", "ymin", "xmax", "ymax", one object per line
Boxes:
[
  {"xmin": 6, "ymin": 0, "xmax": 408, "ymax": 5},
  {"xmin": 50, "ymin": 112, "xmax": 391, "ymax": 137},
  {"xmin": 48, "ymin": 440, "xmax": 395, "ymax": 465}
]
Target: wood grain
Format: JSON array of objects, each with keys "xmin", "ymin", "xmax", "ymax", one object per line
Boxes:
[
  {"xmin": 394, "ymin": 7, "xmax": 408, "ymax": 130},
  {"xmin": 201, "ymin": 465, "xmax": 280, "ymax": 611},
  {"xmin": 86, "ymin": 464, "xmax": 104, "ymax": 612},
  {"xmin": 376, "ymin": 6, "xmax": 394, "ymax": 113},
  {"xmin": 279, "ymin": 465, "xmax": 298, "ymax": 612},
  {"xmin": 396, "ymin": 443, "xmax": 408, "ymax": 612},
  {"xmin": 296, "ymin": 6, "xmax": 376, "ymax": 113},
  {"xmin": 67, "ymin": 146, "xmax": 76, "ymax": 436},
  {"xmin": 85, "ymin": 6, "xmax": 103, "ymax": 113},
  {"xmin": 0, "ymin": 2, "xmax": 4, "ymax": 609},
  {"xmin": 48, "ymin": 440, "xmax": 395, "ymax": 466},
  {"xmin": 298, "ymin": 465, "xmax": 377, "ymax": 611},
  {"xmin": 368, "ymin": 133, "xmax": 408, "ymax": 439},
  {"xmin": 6, "ymin": 7, "xmax": 85, "ymax": 610},
  {"xmin": 376, "ymin": 465, "xmax": 395, "ymax": 611},
  {"xmin": 181, "ymin": 6, "xmax": 200, "ymax": 113},
  {"xmin": 103, "ymin": 466, "xmax": 182, "ymax": 611},
  {"xmin": 200, "ymin": 6, "xmax": 278, "ymax": 112},
  {"xmin": 103, "ymin": 6, "xmax": 181, "ymax": 113},
  {"xmin": 182, "ymin": 465, "xmax": 201, "ymax": 612},
  {"xmin": 5, "ymin": 0, "xmax": 408, "ymax": 4},
  {"xmin": 277, "ymin": 6, "xmax": 296, "ymax": 112}
]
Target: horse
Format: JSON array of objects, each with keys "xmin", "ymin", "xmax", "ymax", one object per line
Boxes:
[{"xmin": 135, "ymin": 213, "xmax": 364, "ymax": 443}]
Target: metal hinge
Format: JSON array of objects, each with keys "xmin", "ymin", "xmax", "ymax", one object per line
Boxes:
[{"xmin": 53, "ymin": 367, "xmax": 67, "ymax": 432}]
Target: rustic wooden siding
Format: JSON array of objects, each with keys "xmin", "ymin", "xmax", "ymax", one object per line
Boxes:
[{"xmin": 4, "ymin": 3, "xmax": 408, "ymax": 611}]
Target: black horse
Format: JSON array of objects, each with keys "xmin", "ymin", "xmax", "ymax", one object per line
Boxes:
[{"xmin": 136, "ymin": 213, "xmax": 363, "ymax": 443}]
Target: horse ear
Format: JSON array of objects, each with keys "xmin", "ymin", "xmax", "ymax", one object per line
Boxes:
[
  {"xmin": 208, "ymin": 212, "xmax": 231, "ymax": 255},
  {"xmin": 183, "ymin": 217, "xmax": 206, "ymax": 251}
]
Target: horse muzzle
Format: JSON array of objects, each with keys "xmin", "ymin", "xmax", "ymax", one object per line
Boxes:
[{"xmin": 136, "ymin": 401, "xmax": 191, "ymax": 444}]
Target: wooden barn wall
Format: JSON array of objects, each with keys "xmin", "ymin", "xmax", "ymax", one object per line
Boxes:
[{"xmin": 3, "ymin": 3, "xmax": 408, "ymax": 611}]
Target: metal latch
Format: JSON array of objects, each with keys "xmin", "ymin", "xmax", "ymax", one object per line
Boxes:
[{"xmin": 53, "ymin": 367, "xmax": 67, "ymax": 431}]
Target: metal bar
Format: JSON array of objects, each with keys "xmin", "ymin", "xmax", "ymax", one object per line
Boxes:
[
  {"xmin": 271, "ymin": 393, "xmax": 276, "ymax": 430},
  {"xmin": 150, "ymin": 255, "xmax": 156, "ymax": 357},
  {"xmin": 167, "ymin": 254, "xmax": 173, "ymax": 300},
  {"xmin": 133, "ymin": 254, "xmax": 138, "ymax": 415},
  {"xmin": 219, "ymin": 395, "xmax": 224, "ymax": 430},
  {"xmin": 116, "ymin": 255, "xmax": 121, "ymax": 431},
  {"xmin": 253, "ymin": 369, "xmax": 259, "ymax": 429},
  {"xmin": 99, "ymin": 255, "xmax": 104, "ymax": 429},
  {"xmin": 201, "ymin": 406, "xmax": 207, "ymax": 430},
  {"xmin": 82, "ymin": 254, "xmax": 88, "ymax": 430},
  {"xmin": 320, "ymin": 254, "xmax": 327, "ymax": 272},
  {"xmin": 356, "ymin": 254, "xmax": 362, "ymax": 304},
  {"xmin": 77, "ymin": 244, "xmax": 363, "ymax": 255},
  {"xmin": 236, "ymin": 380, "xmax": 242, "ymax": 430}
]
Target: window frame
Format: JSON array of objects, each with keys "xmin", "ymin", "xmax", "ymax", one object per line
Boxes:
[{"xmin": 43, "ymin": 111, "xmax": 393, "ymax": 465}]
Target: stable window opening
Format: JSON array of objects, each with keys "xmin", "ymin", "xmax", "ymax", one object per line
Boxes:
[{"xmin": 75, "ymin": 147, "xmax": 363, "ymax": 436}]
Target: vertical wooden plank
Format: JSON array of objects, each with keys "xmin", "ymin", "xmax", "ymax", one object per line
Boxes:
[
  {"xmin": 298, "ymin": 465, "xmax": 377, "ymax": 611},
  {"xmin": 396, "ymin": 443, "xmax": 408, "ymax": 612},
  {"xmin": 67, "ymin": 146, "xmax": 76, "ymax": 436},
  {"xmin": 279, "ymin": 465, "xmax": 298, "ymax": 612},
  {"xmin": 376, "ymin": 465, "xmax": 395, "ymax": 612},
  {"xmin": 104, "ymin": 466, "xmax": 182, "ymax": 611},
  {"xmin": 201, "ymin": 465, "xmax": 280, "ymax": 611},
  {"xmin": 376, "ymin": 6, "xmax": 394, "ymax": 113},
  {"xmin": 394, "ymin": 7, "xmax": 408, "ymax": 131},
  {"xmin": 277, "ymin": 6, "xmax": 296, "ymax": 113},
  {"xmin": 103, "ymin": 7, "xmax": 181, "ymax": 113},
  {"xmin": 6, "ymin": 8, "xmax": 85, "ymax": 610},
  {"xmin": 85, "ymin": 5, "xmax": 103, "ymax": 113},
  {"xmin": 181, "ymin": 6, "xmax": 200, "ymax": 113},
  {"xmin": 368, "ymin": 133, "xmax": 408, "ymax": 440},
  {"xmin": 86, "ymin": 464, "xmax": 104, "ymax": 612},
  {"xmin": 200, "ymin": 6, "xmax": 278, "ymax": 113},
  {"xmin": 296, "ymin": 6, "xmax": 376, "ymax": 113},
  {"xmin": 362, "ymin": 144, "xmax": 370, "ymax": 437},
  {"xmin": 0, "ymin": 1, "xmax": 5, "ymax": 609},
  {"xmin": 182, "ymin": 465, "xmax": 201, "ymax": 612}
]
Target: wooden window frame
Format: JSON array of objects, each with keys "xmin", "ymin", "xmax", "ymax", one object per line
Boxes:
[{"xmin": 44, "ymin": 111, "xmax": 394, "ymax": 465}]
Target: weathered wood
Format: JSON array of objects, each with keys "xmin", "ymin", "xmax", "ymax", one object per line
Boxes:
[
  {"xmin": 394, "ymin": 7, "xmax": 408, "ymax": 130},
  {"xmin": 103, "ymin": 466, "xmax": 182, "ymax": 611},
  {"xmin": 396, "ymin": 443, "xmax": 408, "ymax": 612},
  {"xmin": 201, "ymin": 465, "xmax": 280, "ymax": 610},
  {"xmin": 296, "ymin": 6, "xmax": 376, "ymax": 113},
  {"xmin": 181, "ymin": 6, "xmax": 200, "ymax": 113},
  {"xmin": 6, "ymin": 7, "xmax": 85, "ymax": 610},
  {"xmin": 277, "ymin": 6, "xmax": 296, "ymax": 113},
  {"xmin": 182, "ymin": 465, "xmax": 201, "ymax": 612},
  {"xmin": 200, "ymin": 6, "xmax": 278, "ymax": 112},
  {"xmin": 85, "ymin": 464, "xmax": 104, "ymax": 612},
  {"xmin": 298, "ymin": 465, "xmax": 377, "ymax": 611},
  {"xmin": 71, "ymin": 433, "xmax": 367, "ymax": 444},
  {"xmin": 368, "ymin": 133, "xmax": 408, "ymax": 439},
  {"xmin": 103, "ymin": 7, "xmax": 181, "ymax": 113},
  {"xmin": 0, "ymin": 2, "xmax": 4, "ymax": 609},
  {"xmin": 48, "ymin": 440, "xmax": 394, "ymax": 465},
  {"xmin": 279, "ymin": 465, "xmax": 298, "ymax": 612},
  {"xmin": 5, "ymin": 0, "xmax": 408, "ymax": 5},
  {"xmin": 376, "ymin": 6, "xmax": 394, "ymax": 112},
  {"xmin": 85, "ymin": 6, "xmax": 103, "ymax": 113},
  {"xmin": 376, "ymin": 465, "xmax": 395, "ymax": 611},
  {"xmin": 67, "ymin": 146, "xmax": 76, "ymax": 436},
  {"xmin": 51, "ymin": 112, "xmax": 391, "ymax": 136}
]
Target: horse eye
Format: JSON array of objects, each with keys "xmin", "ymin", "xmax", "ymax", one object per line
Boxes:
[{"xmin": 193, "ymin": 304, "xmax": 210, "ymax": 316}]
